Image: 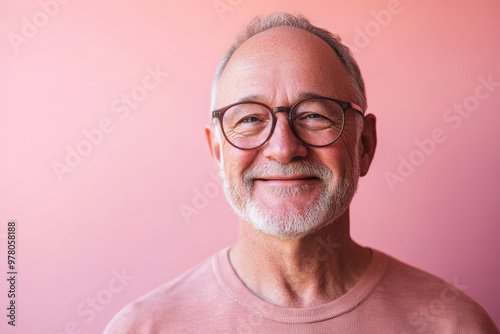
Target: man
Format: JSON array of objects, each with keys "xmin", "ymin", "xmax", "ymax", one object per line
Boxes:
[{"xmin": 104, "ymin": 12, "xmax": 498, "ymax": 333}]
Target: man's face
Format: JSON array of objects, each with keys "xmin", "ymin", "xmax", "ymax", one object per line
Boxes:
[{"xmin": 209, "ymin": 27, "xmax": 370, "ymax": 239}]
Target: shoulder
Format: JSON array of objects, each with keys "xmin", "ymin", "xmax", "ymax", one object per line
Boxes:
[
  {"xmin": 370, "ymin": 250, "xmax": 498, "ymax": 333},
  {"xmin": 103, "ymin": 248, "xmax": 228, "ymax": 333}
]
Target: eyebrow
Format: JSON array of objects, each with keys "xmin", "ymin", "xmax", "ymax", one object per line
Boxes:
[
  {"xmin": 236, "ymin": 92, "xmax": 330, "ymax": 105},
  {"xmin": 297, "ymin": 92, "xmax": 329, "ymax": 100}
]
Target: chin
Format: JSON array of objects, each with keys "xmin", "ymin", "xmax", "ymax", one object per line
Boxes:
[
  {"xmin": 246, "ymin": 200, "xmax": 350, "ymax": 240},
  {"xmin": 221, "ymin": 159, "xmax": 361, "ymax": 240}
]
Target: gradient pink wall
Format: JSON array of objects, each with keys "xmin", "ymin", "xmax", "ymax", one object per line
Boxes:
[{"xmin": 1, "ymin": 0, "xmax": 499, "ymax": 332}]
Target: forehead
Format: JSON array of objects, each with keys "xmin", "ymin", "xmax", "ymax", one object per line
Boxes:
[{"xmin": 216, "ymin": 26, "xmax": 356, "ymax": 107}]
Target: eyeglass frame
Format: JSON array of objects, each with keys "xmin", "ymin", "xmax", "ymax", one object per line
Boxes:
[{"xmin": 211, "ymin": 96, "xmax": 365, "ymax": 150}]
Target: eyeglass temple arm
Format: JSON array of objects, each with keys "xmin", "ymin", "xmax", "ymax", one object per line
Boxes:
[{"xmin": 349, "ymin": 102, "xmax": 364, "ymax": 116}]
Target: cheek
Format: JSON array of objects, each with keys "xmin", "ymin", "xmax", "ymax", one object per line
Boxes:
[
  {"xmin": 314, "ymin": 137, "xmax": 359, "ymax": 177},
  {"xmin": 221, "ymin": 144, "xmax": 256, "ymax": 180},
  {"xmin": 336, "ymin": 123, "xmax": 360, "ymax": 162}
]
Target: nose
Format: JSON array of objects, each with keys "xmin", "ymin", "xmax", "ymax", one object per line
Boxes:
[{"xmin": 261, "ymin": 110, "xmax": 308, "ymax": 163}]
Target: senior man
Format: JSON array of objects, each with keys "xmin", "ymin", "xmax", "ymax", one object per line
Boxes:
[{"xmin": 104, "ymin": 12, "xmax": 498, "ymax": 333}]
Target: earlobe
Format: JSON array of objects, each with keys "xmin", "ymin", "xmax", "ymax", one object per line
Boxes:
[
  {"xmin": 205, "ymin": 124, "xmax": 222, "ymax": 172},
  {"xmin": 359, "ymin": 114, "xmax": 377, "ymax": 177}
]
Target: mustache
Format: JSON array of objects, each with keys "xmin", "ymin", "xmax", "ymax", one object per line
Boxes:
[{"xmin": 243, "ymin": 160, "xmax": 333, "ymax": 181}]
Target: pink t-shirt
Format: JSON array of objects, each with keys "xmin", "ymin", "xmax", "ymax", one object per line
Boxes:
[{"xmin": 103, "ymin": 248, "xmax": 498, "ymax": 333}]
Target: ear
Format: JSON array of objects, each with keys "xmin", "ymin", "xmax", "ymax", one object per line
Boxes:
[
  {"xmin": 205, "ymin": 124, "xmax": 222, "ymax": 173},
  {"xmin": 359, "ymin": 114, "xmax": 377, "ymax": 177}
]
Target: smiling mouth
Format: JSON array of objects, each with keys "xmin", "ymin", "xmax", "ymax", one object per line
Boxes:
[
  {"xmin": 255, "ymin": 176, "xmax": 317, "ymax": 181},
  {"xmin": 253, "ymin": 176, "xmax": 319, "ymax": 186}
]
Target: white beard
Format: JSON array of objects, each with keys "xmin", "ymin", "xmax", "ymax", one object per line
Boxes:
[{"xmin": 220, "ymin": 158, "xmax": 360, "ymax": 239}]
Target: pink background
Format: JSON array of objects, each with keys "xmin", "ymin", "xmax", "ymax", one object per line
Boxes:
[{"xmin": 1, "ymin": 0, "xmax": 499, "ymax": 332}]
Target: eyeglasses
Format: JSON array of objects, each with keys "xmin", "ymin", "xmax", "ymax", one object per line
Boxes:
[{"xmin": 211, "ymin": 97, "xmax": 364, "ymax": 150}]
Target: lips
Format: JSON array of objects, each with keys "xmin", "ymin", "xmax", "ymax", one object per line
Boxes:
[
  {"xmin": 256, "ymin": 174, "xmax": 316, "ymax": 180},
  {"xmin": 253, "ymin": 176, "xmax": 319, "ymax": 187},
  {"xmin": 242, "ymin": 161, "xmax": 331, "ymax": 190},
  {"xmin": 255, "ymin": 176, "xmax": 317, "ymax": 181}
]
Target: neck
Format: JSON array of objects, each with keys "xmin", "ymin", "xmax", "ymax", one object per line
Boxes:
[{"xmin": 229, "ymin": 208, "xmax": 371, "ymax": 308}]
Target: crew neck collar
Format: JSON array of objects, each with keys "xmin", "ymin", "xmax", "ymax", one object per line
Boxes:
[{"xmin": 212, "ymin": 247, "xmax": 388, "ymax": 324}]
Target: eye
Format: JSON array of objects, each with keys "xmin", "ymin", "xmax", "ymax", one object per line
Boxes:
[
  {"xmin": 299, "ymin": 113, "xmax": 331, "ymax": 122},
  {"xmin": 241, "ymin": 116, "xmax": 260, "ymax": 123},
  {"xmin": 304, "ymin": 113, "xmax": 325, "ymax": 119}
]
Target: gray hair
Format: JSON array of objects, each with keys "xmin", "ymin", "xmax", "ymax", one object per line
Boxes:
[{"xmin": 210, "ymin": 12, "xmax": 367, "ymax": 112}]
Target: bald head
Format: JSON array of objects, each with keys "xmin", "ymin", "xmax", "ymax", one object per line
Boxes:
[
  {"xmin": 215, "ymin": 26, "xmax": 359, "ymax": 112},
  {"xmin": 211, "ymin": 12, "xmax": 366, "ymax": 111}
]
